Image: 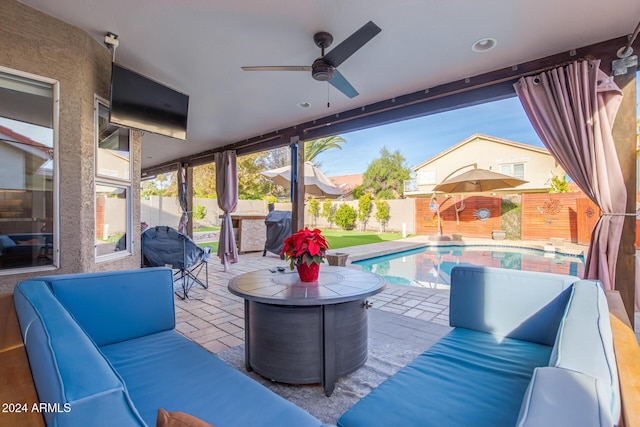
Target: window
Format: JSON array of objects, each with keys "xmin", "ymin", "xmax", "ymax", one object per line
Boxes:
[
  {"xmin": 500, "ymin": 163, "xmax": 525, "ymax": 179},
  {"xmin": 417, "ymin": 170, "xmax": 436, "ymax": 185},
  {"xmin": 95, "ymin": 98, "xmax": 131, "ymax": 260},
  {"xmin": 513, "ymin": 163, "xmax": 525, "ymax": 180},
  {"xmin": 0, "ymin": 68, "xmax": 58, "ymax": 273}
]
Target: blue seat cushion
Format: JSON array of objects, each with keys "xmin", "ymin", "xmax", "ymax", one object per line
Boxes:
[
  {"xmin": 100, "ymin": 330, "xmax": 322, "ymax": 427},
  {"xmin": 337, "ymin": 328, "xmax": 552, "ymax": 427}
]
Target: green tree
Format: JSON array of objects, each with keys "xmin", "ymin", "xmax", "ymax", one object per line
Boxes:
[
  {"xmin": 351, "ymin": 185, "xmax": 365, "ymax": 200},
  {"xmin": 304, "ymin": 136, "xmax": 346, "ymax": 162},
  {"xmin": 193, "ymin": 163, "xmax": 217, "ymax": 198},
  {"xmin": 362, "ymin": 147, "xmax": 411, "ymax": 199},
  {"xmin": 307, "ymin": 197, "xmax": 320, "ymax": 226},
  {"xmin": 374, "ymin": 199, "xmax": 391, "ymax": 232},
  {"xmin": 321, "ymin": 199, "xmax": 335, "ymax": 229},
  {"xmin": 357, "ymin": 193, "xmax": 372, "ymax": 231},
  {"xmin": 237, "ymin": 152, "xmax": 276, "ymax": 199},
  {"xmin": 549, "ymin": 175, "xmax": 570, "ymax": 193},
  {"xmin": 334, "ymin": 204, "xmax": 356, "ymax": 230}
]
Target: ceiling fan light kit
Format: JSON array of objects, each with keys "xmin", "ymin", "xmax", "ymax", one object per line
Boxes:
[{"xmin": 242, "ymin": 21, "xmax": 381, "ymax": 98}]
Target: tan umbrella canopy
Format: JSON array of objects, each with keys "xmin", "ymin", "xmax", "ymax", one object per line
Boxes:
[
  {"xmin": 261, "ymin": 161, "xmax": 343, "ymax": 198},
  {"xmin": 433, "ymin": 168, "xmax": 527, "ymax": 193}
]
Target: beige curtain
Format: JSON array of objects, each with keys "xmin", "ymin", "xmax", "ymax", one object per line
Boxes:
[
  {"xmin": 514, "ymin": 59, "xmax": 625, "ymax": 294},
  {"xmin": 215, "ymin": 151, "xmax": 239, "ymax": 271}
]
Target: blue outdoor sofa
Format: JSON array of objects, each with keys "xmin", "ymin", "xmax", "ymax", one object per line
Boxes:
[
  {"xmin": 13, "ymin": 268, "xmax": 328, "ymax": 427},
  {"xmin": 337, "ymin": 265, "xmax": 620, "ymax": 427}
]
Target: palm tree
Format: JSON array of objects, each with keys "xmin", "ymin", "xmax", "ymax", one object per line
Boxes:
[{"xmin": 304, "ymin": 136, "xmax": 346, "ymax": 162}]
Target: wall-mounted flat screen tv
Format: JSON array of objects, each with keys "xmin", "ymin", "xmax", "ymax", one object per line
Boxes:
[{"xmin": 109, "ymin": 63, "xmax": 189, "ymax": 140}]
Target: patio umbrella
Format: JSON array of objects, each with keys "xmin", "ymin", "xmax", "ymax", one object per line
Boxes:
[
  {"xmin": 261, "ymin": 161, "xmax": 343, "ymax": 198},
  {"xmin": 433, "ymin": 168, "xmax": 527, "ymax": 193}
]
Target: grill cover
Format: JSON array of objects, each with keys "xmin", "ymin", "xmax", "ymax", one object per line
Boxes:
[{"xmin": 264, "ymin": 211, "xmax": 292, "ymax": 256}]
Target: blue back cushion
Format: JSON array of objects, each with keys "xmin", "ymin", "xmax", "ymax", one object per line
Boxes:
[
  {"xmin": 450, "ymin": 265, "xmax": 576, "ymax": 345},
  {"xmin": 13, "ymin": 281, "xmax": 145, "ymax": 427},
  {"xmin": 40, "ymin": 268, "xmax": 175, "ymax": 346}
]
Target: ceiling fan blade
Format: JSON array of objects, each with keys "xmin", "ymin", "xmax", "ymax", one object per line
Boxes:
[
  {"xmin": 322, "ymin": 21, "xmax": 381, "ymax": 68},
  {"xmin": 241, "ymin": 66, "xmax": 312, "ymax": 71},
  {"xmin": 329, "ymin": 69, "xmax": 358, "ymax": 98}
]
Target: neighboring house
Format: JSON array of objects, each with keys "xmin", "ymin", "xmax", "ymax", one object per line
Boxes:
[
  {"xmin": 404, "ymin": 134, "xmax": 565, "ymax": 196},
  {"xmin": 329, "ymin": 173, "xmax": 363, "ymax": 199},
  {"xmin": 0, "ymin": 125, "xmax": 52, "ymax": 190}
]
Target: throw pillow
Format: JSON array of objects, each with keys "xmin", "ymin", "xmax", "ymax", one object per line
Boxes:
[{"xmin": 156, "ymin": 408, "xmax": 215, "ymax": 427}]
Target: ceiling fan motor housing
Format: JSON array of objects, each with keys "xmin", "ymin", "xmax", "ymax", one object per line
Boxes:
[{"xmin": 312, "ymin": 59, "xmax": 334, "ymax": 81}]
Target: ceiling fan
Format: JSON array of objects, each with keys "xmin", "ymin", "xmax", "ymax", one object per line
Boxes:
[{"xmin": 241, "ymin": 21, "xmax": 381, "ymax": 99}]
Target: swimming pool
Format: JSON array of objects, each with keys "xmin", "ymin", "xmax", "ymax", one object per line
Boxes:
[{"xmin": 353, "ymin": 245, "xmax": 584, "ymax": 288}]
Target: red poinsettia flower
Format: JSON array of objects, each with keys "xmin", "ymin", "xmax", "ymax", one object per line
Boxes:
[{"xmin": 281, "ymin": 227, "xmax": 329, "ymax": 270}]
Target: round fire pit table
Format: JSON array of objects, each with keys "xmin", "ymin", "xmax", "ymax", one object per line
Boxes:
[{"xmin": 228, "ymin": 265, "xmax": 385, "ymax": 396}]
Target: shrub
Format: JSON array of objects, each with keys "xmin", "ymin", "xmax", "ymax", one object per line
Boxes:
[
  {"xmin": 321, "ymin": 199, "xmax": 335, "ymax": 228},
  {"xmin": 501, "ymin": 198, "xmax": 521, "ymax": 239},
  {"xmin": 374, "ymin": 199, "xmax": 391, "ymax": 232},
  {"xmin": 307, "ymin": 197, "xmax": 320, "ymax": 226},
  {"xmin": 357, "ymin": 193, "xmax": 372, "ymax": 230},
  {"xmin": 334, "ymin": 204, "xmax": 357, "ymax": 230},
  {"xmin": 193, "ymin": 204, "xmax": 207, "ymax": 221}
]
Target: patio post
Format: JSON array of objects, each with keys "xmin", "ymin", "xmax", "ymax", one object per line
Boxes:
[
  {"xmin": 612, "ymin": 68, "xmax": 637, "ymax": 324},
  {"xmin": 290, "ymin": 135, "xmax": 305, "ymax": 232},
  {"xmin": 187, "ymin": 165, "xmax": 194, "ymax": 238}
]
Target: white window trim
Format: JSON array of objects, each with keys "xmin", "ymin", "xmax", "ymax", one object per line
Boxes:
[
  {"xmin": 94, "ymin": 96, "xmax": 133, "ymax": 262},
  {"xmin": 0, "ymin": 66, "xmax": 60, "ymax": 275}
]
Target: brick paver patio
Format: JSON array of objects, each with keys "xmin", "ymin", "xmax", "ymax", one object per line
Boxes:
[{"xmin": 175, "ymin": 242, "xmax": 451, "ymax": 354}]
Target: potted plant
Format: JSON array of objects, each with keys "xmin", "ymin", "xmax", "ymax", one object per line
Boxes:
[{"xmin": 281, "ymin": 227, "xmax": 329, "ymax": 282}]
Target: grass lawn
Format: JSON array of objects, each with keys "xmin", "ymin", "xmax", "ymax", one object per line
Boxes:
[
  {"xmin": 194, "ymin": 226, "xmax": 220, "ymax": 232},
  {"xmin": 196, "ymin": 230, "xmax": 404, "ymax": 254},
  {"xmin": 320, "ymin": 229, "xmax": 406, "ymax": 250},
  {"xmin": 197, "ymin": 242, "xmax": 219, "ymax": 252}
]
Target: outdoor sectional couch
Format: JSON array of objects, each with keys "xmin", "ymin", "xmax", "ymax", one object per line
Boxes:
[
  {"xmin": 337, "ymin": 265, "xmax": 619, "ymax": 427},
  {"xmin": 13, "ymin": 268, "xmax": 328, "ymax": 427}
]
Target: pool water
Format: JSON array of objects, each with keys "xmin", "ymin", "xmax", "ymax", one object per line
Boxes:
[{"xmin": 353, "ymin": 245, "xmax": 584, "ymax": 289}]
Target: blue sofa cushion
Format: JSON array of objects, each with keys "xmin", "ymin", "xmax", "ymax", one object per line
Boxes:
[
  {"xmin": 101, "ymin": 330, "xmax": 323, "ymax": 427},
  {"xmin": 337, "ymin": 328, "xmax": 552, "ymax": 427},
  {"xmin": 39, "ymin": 268, "xmax": 175, "ymax": 346},
  {"xmin": 450, "ymin": 266, "xmax": 576, "ymax": 346},
  {"xmin": 13, "ymin": 281, "xmax": 145, "ymax": 427},
  {"xmin": 516, "ymin": 367, "xmax": 613, "ymax": 427},
  {"xmin": 549, "ymin": 280, "xmax": 619, "ymax": 422}
]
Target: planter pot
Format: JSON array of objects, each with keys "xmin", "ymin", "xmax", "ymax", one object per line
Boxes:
[
  {"xmin": 296, "ymin": 262, "xmax": 320, "ymax": 282},
  {"xmin": 492, "ymin": 230, "xmax": 506, "ymax": 240},
  {"xmin": 327, "ymin": 252, "xmax": 349, "ymax": 266}
]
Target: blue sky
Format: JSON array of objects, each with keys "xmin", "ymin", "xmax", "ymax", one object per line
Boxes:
[
  {"xmin": 317, "ymin": 96, "xmax": 543, "ymax": 177},
  {"xmin": 318, "ymin": 76, "xmax": 640, "ymax": 177}
]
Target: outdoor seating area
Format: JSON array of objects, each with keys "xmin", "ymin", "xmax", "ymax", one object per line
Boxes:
[{"xmin": 3, "ymin": 240, "xmax": 639, "ymax": 426}]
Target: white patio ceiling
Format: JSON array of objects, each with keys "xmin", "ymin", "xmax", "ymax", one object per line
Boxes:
[{"xmin": 18, "ymin": 0, "xmax": 640, "ymax": 170}]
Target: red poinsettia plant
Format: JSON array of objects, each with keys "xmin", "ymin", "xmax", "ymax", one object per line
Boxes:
[{"xmin": 281, "ymin": 227, "xmax": 329, "ymax": 270}]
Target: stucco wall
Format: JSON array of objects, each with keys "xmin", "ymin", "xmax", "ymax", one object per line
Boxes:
[{"xmin": 0, "ymin": 0, "xmax": 142, "ymax": 292}]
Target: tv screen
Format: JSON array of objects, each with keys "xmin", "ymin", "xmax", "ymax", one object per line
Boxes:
[{"xmin": 109, "ymin": 63, "xmax": 189, "ymax": 140}]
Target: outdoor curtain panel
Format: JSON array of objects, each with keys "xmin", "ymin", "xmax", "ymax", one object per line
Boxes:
[
  {"xmin": 215, "ymin": 150, "xmax": 239, "ymax": 271},
  {"xmin": 177, "ymin": 163, "xmax": 189, "ymax": 234},
  {"xmin": 514, "ymin": 59, "xmax": 626, "ymax": 299}
]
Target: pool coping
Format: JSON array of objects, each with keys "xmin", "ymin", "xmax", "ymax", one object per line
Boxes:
[{"xmin": 327, "ymin": 235, "xmax": 586, "ymax": 264}]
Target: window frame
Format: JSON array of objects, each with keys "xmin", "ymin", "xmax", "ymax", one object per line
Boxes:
[
  {"xmin": 0, "ymin": 66, "xmax": 59, "ymax": 275},
  {"xmin": 94, "ymin": 96, "xmax": 133, "ymax": 262}
]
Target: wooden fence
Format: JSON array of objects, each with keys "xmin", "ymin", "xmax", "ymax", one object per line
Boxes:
[
  {"xmin": 415, "ymin": 192, "xmax": 604, "ymax": 244},
  {"xmin": 416, "ymin": 195, "xmax": 502, "ymax": 238},
  {"xmin": 521, "ymin": 193, "xmax": 599, "ymax": 244}
]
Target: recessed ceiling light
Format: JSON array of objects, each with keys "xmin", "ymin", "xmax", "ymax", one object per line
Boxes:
[
  {"xmin": 297, "ymin": 101, "xmax": 311, "ymax": 108},
  {"xmin": 472, "ymin": 38, "xmax": 497, "ymax": 52}
]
